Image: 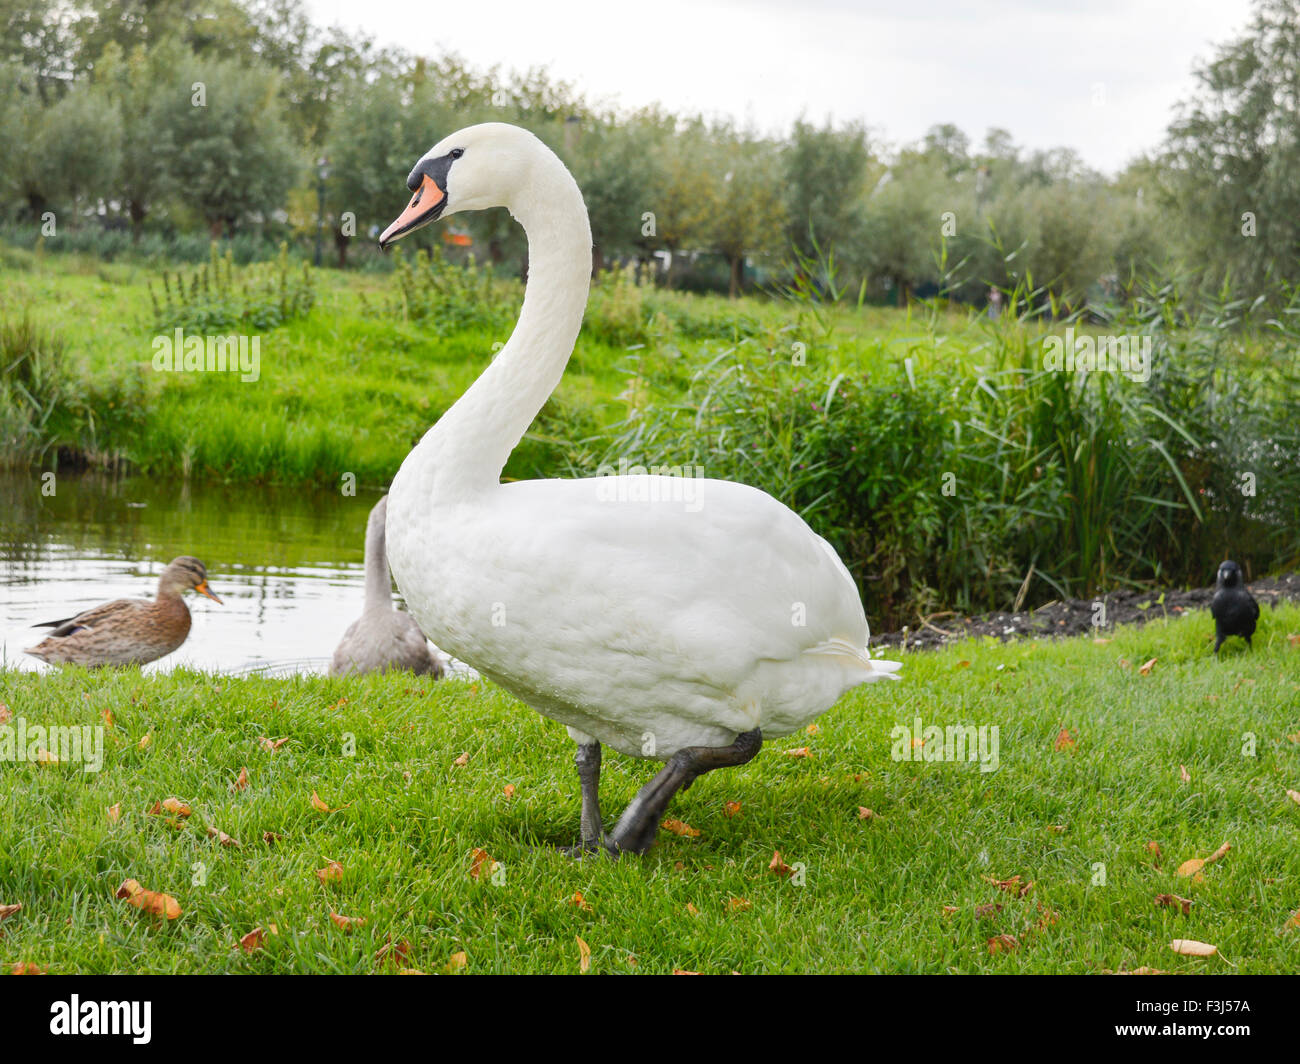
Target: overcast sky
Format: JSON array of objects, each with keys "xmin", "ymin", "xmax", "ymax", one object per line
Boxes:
[{"xmin": 302, "ymin": 0, "xmax": 1255, "ymax": 174}]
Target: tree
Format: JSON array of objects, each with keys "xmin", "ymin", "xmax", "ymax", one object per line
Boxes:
[
  {"xmin": 563, "ymin": 114, "xmax": 661, "ymax": 272},
  {"xmin": 783, "ymin": 119, "xmax": 870, "ymax": 264},
  {"xmin": 1164, "ymin": 0, "xmax": 1300, "ymax": 295},
  {"xmin": 163, "ymin": 56, "xmax": 299, "ymax": 236},
  {"xmin": 700, "ymin": 128, "xmax": 788, "ymax": 297},
  {"xmin": 97, "ymin": 37, "xmax": 192, "ymax": 238},
  {"xmin": 14, "ymin": 77, "xmax": 123, "ymax": 223}
]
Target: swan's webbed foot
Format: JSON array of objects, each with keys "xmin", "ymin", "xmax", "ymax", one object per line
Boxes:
[{"xmin": 604, "ymin": 728, "xmax": 763, "ymax": 856}]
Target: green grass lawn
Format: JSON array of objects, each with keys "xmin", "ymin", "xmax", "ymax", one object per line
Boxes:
[{"xmin": 2, "ymin": 604, "xmax": 1298, "ymax": 974}]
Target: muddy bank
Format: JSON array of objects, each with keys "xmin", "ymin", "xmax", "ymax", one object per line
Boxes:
[{"xmin": 869, "ymin": 572, "xmax": 1300, "ymax": 650}]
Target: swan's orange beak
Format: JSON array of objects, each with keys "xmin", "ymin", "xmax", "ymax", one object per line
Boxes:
[
  {"xmin": 194, "ymin": 581, "xmax": 223, "ymax": 605},
  {"xmin": 379, "ymin": 173, "xmax": 447, "ymax": 248}
]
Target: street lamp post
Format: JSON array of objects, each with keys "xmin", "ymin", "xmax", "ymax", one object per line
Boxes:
[{"xmin": 314, "ymin": 156, "xmax": 330, "ymax": 268}]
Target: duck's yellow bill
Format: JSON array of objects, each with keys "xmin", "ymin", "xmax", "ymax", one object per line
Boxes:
[{"xmin": 195, "ymin": 582, "xmax": 223, "ymax": 604}]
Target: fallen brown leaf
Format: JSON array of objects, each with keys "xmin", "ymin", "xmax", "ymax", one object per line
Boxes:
[
  {"xmin": 0, "ymin": 903, "xmax": 21, "ymax": 920},
  {"xmin": 0, "ymin": 703, "xmax": 10, "ymax": 724},
  {"xmin": 503, "ymin": 784, "xmax": 515, "ymax": 799},
  {"xmin": 784, "ymin": 746, "xmax": 812, "ymax": 758},
  {"xmin": 1206, "ymin": 842, "xmax": 1231, "ymax": 864},
  {"xmin": 1155, "ymin": 893, "xmax": 1193, "ymax": 915},
  {"xmin": 10, "ymin": 962, "xmax": 46, "ymax": 974},
  {"xmin": 1286, "ymin": 789, "xmax": 1300, "ymax": 806},
  {"xmin": 262, "ymin": 831, "xmax": 285, "ymax": 845},
  {"xmin": 316, "ymin": 861, "xmax": 344, "ymax": 884},
  {"xmin": 329, "ymin": 911, "xmax": 366, "ymax": 932},
  {"xmin": 570, "ymin": 891, "xmax": 592, "ymax": 912},
  {"xmin": 1179, "ymin": 765, "xmax": 1191, "ymax": 783},
  {"xmin": 974, "ymin": 902, "xmax": 1003, "ymax": 919},
  {"xmin": 375, "ymin": 937, "xmax": 411, "ymax": 968},
  {"xmin": 137, "ymin": 733, "xmax": 151, "ymax": 749},
  {"xmin": 1176, "ymin": 858, "xmax": 1205, "ymax": 878},
  {"xmin": 445, "ymin": 951, "xmax": 468, "ymax": 973},
  {"xmin": 1139, "ymin": 657, "xmax": 1158, "ymax": 675},
  {"xmin": 985, "ymin": 875, "xmax": 1033, "ymax": 898},
  {"xmin": 987, "ymin": 934, "xmax": 1018, "ymax": 954},
  {"xmin": 452, "ymin": 751, "xmax": 470, "ymax": 767},
  {"xmin": 258, "ymin": 736, "xmax": 289, "ymax": 752},
  {"xmin": 672, "ymin": 969, "xmax": 701, "ymax": 975},
  {"xmin": 231, "ymin": 766, "xmax": 249, "ymax": 792},
  {"xmin": 145, "ymin": 797, "xmax": 190, "ymax": 818},
  {"xmin": 101, "ymin": 707, "xmax": 115, "ymax": 728},
  {"xmin": 576, "ymin": 935, "xmax": 591, "ymax": 973},
  {"xmin": 469, "ymin": 848, "xmax": 498, "ymax": 880},
  {"xmin": 1054, "ymin": 728, "xmax": 1076, "ymax": 752},
  {"xmin": 726, "ymin": 897, "xmax": 752, "ymax": 913},
  {"xmin": 858, "ymin": 807, "xmax": 877, "ymax": 820},
  {"xmin": 106, "ymin": 803, "xmax": 121, "ymax": 824},
  {"xmin": 115, "ymin": 878, "xmax": 181, "ymax": 920},
  {"xmin": 724, "ymin": 801, "xmax": 742, "ymax": 818},
  {"xmin": 205, "ymin": 826, "xmax": 241, "ymax": 849},
  {"xmin": 239, "ymin": 927, "xmax": 265, "ymax": 953},
  {"xmin": 661, "ymin": 818, "xmax": 700, "ymax": 838},
  {"xmin": 769, "ymin": 850, "xmax": 793, "ymax": 877},
  {"xmin": 1169, "ymin": 939, "xmax": 1217, "ymax": 958}
]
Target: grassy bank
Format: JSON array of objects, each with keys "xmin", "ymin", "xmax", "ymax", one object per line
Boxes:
[
  {"xmin": 2, "ymin": 604, "xmax": 1299, "ymax": 974},
  {"xmin": 3, "ymin": 245, "xmax": 1299, "ymax": 622}
]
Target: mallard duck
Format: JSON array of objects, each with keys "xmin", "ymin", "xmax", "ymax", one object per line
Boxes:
[
  {"xmin": 330, "ymin": 495, "xmax": 444, "ymax": 677},
  {"xmin": 25, "ymin": 556, "xmax": 222, "ymax": 667}
]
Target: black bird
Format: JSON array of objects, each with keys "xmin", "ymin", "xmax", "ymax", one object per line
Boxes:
[{"xmin": 1210, "ymin": 560, "xmax": 1259, "ymax": 654}]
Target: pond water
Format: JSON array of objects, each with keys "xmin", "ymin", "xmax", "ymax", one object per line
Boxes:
[{"xmin": 0, "ymin": 471, "xmax": 460, "ymax": 676}]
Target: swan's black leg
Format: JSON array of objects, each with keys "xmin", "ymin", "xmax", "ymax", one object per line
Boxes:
[
  {"xmin": 605, "ymin": 728, "xmax": 763, "ymax": 856},
  {"xmin": 576, "ymin": 741, "xmax": 604, "ymax": 849},
  {"xmin": 559, "ymin": 741, "xmax": 605, "ymax": 855}
]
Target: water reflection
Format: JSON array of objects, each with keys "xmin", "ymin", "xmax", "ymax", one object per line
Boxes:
[{"xmin": 0, "ymin": 472, "xmax": 451, "ymax": 675}]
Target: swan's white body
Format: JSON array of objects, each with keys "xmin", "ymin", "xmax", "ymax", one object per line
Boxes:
[{"xmin": 384, "ymin": 123, "xmax": 899, "ymax": 762}]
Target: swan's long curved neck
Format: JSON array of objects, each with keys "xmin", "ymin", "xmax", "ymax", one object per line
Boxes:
[
  {"xmin": 364, "ymin": 501, "xmax": 392, "ymax": 609},
  {"xmin": 408, "ymin": 152, "xmax": 592, "ymax": 499}
]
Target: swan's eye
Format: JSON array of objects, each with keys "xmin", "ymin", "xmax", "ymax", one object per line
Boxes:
[{"xmin": 449, "ymin": 148, "xmax": 464, "ymax": 160}]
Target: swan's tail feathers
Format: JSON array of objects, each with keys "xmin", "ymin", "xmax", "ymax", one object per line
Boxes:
[
  {"xmin": 863, "ymin": 657, "xmax": 903, "ymax": 681},
  {"xmin": 806, "ymin": 638, "xmax": 903, "ymax": 682}
]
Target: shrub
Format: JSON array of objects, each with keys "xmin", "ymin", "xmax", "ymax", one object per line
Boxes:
[{"xmin": 148, "ymin": 242, "xmax": 315, "ymax": 331}]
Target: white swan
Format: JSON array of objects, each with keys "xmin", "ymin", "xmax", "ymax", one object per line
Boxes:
[
  {"xmin": 330, "ymin": 495, "xmax": 444, "ymax": 677},
  {"xmin": 379, "ymin": 123, "xmax": 901, "ymax": 854}
]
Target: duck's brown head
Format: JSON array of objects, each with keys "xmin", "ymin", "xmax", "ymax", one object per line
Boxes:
[{"xmin": 160, "ymin": 556, "xmax": 223, "ymax": 603}]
